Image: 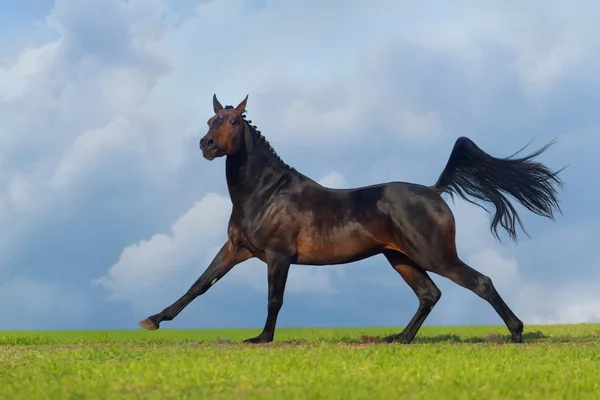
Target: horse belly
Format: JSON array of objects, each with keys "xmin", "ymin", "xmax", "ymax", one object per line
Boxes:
[{"xmin": 295, "ymin": 228, "xmax": 382, "ymax": 265}]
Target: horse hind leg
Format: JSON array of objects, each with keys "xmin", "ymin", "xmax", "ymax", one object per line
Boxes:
[
  {"xmin": 408, "ymin": 194, "xmax": 523, "ymax": 342},
  {"xmin": 383, "ymin": 250, "xmax": 442, "ymax": 344},
  {"xmin": 434, "ymin": 255, "xmax": 524, "ymax": 343}
]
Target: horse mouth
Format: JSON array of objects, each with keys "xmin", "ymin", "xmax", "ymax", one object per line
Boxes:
[{"xmin": 201, "ymin": 147, "xmax": 219, "ymax": 160}]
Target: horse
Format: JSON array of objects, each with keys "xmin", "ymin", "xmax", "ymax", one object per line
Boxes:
[{"xmin": 139, "ymin": 94, "xmax": 564, "ymax": 344}]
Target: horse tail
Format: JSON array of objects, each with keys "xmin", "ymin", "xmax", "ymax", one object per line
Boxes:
[{"xmin": 432, "ymin": 136, "xmax": 565, "ymax": 242}]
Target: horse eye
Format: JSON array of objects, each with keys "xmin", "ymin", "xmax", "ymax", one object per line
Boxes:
[{"xmin": 230, "ymin": 119, "xmax": 237, "ymax": 125}]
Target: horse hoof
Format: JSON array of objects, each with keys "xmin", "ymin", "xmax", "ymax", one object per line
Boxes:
[
  {"xmin": 139, "ymin": 318, "xmax": 159, "ymax": 331},
  {"xmin": 382, "ymin": 334, "xmax": 410, "ymax": 344},
  {"xmin": 512, "ymin": 332, "xmax": 523, "ymax": 343},
  {"xmin": 243, "ymin": 335, "xmax": 271, "ymax": 344}
]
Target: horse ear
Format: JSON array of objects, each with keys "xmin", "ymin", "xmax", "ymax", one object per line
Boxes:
[
  {"xmin": 213, "ymin": 94, "xmax": 223, "ymax": 113},
  {"xmin": 235, "ymin": 95, "xmax": 248, "ymax": 115}
]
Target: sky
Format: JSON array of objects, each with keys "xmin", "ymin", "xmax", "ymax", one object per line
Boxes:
[{"xmin": 1, "ymin": 0, "xmax": 599, "ymax": 332}]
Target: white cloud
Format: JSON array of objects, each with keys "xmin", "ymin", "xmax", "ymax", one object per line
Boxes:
[
  {"xmin": 513, "ymin": 43, "xmax": 588, "ymax": 93},
  {"xmin": 318, "ymin": 171, "xmax": 346, "ymax": 188},
  {"xmin": 50, "ymin": 117, "xmax": 146, "ymax": 188},
  {"xmin": 0, "ymin": 0, "xmax": 177, "ymax": 262},
  {"xmin": 378, "ymin": 1, "xmax": 599, "ymax": 92},
  {"xmin": 395, "ymin": 109, "xmax": 442, "ymax": 141},
  {"xmin": 0, "ymin": 42, "xmax": 59, "ymax": 100},
  {"xmin": 550, "ymin": 300, "xmax": 600, "ymax": 324},
  {"xmin": 7, "ymin": 173, "xmax": 33, "ymax": 212},
  {"xmin": 277, "ymin": 99, "xmax": 367, "ymax": 141},
  {"xmin": 518, "ymin": 281, "xmax": 600, "ymax": 325}
]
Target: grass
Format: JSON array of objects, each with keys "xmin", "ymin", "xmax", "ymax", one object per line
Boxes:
[{"xmin": 2, "ymin": 324, "xmax": 600, "ymax": 399}]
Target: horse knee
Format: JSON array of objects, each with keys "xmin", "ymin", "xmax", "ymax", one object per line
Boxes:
[{"xmin": 187, "ymin": 281, "xmax": 210, "ymax": 297}]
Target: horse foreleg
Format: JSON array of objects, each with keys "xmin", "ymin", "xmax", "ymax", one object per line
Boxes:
[
  {"xmin": 243, "ymin": 252, "xmax": 291, "ymax": 344},
  {"xmin": 139, "ymin": 240, "xmax": 253, "ymax": 330}
]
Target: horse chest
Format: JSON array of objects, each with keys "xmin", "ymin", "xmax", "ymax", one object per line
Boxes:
[{"xmin": 228, "ymin": 215, "xmax": 289, "ymax": 253}]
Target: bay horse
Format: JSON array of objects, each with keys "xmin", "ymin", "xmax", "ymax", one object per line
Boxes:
[{"xmin": 139, "ymin": 94, "xmax": 564, "ymax": 344}]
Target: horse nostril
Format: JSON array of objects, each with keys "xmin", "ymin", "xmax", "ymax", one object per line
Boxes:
[{"xmin": 200, "ymin": 138, "xmax": 216, "ymax": 150}]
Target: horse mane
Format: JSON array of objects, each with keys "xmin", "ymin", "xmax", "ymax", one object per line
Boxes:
[{"xmin": 224, "ymin": 105, "xmax": 295, "ymax": 171}]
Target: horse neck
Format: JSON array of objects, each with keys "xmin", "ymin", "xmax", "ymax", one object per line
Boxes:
[{"xmin": 225, "ymin": 126, "xmax": 294, "ymax": 205}]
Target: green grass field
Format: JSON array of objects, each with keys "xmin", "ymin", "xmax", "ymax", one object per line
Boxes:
[{"xmin": 2, "ymin": 324, "xmax": 600, "ymax": 399}]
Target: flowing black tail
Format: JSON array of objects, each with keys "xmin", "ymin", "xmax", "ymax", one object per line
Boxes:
[{"xmin": 433, "ymin": 136, "xmax": 565, "ymax": 242}]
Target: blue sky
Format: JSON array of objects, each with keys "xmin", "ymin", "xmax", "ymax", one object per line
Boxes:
[{"xmin": 1, "ymin": 0, "xmax": 599, "ymax": 332}]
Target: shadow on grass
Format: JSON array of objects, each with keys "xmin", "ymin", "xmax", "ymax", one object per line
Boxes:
[
  {"xmin": 410, "ymin": 330, "xmax": 547, "ymax": 344},
  {"xmin": 200, "ymin": 331, "xmax": 550, "ymax": 347},
  {"xmin": 195, "ymin": 328, "xmax": 600, "ymax": 346},
  {"xmin": 353, "ymin": 331, "xmax": 547, "ymax": 345}
]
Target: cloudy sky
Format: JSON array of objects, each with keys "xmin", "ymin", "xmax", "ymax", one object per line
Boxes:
[{"xmin": 1, "ymin": 0, "xmax": 599, "ymax": 332}]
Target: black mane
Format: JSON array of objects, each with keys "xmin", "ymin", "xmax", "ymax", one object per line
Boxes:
[{"xmin": 224, "ymin": 105, "xmax": 294, "ymax": 172}]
